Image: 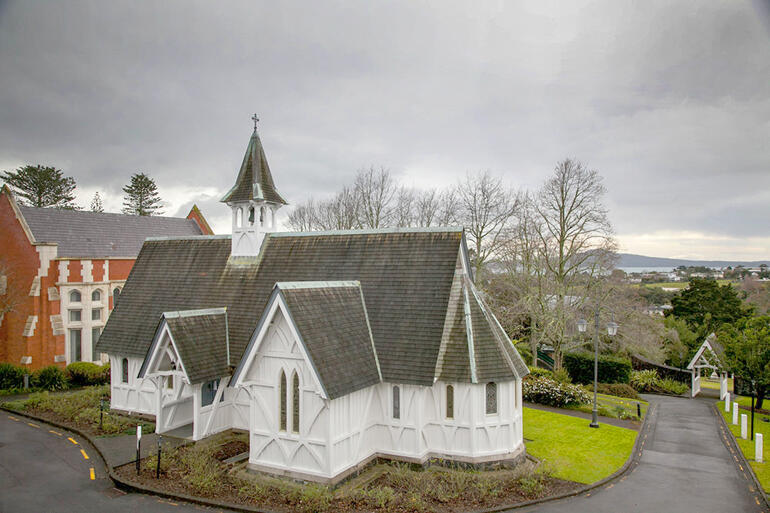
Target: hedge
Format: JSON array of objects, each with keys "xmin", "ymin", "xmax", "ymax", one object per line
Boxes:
[
  {"xmin": 563, "ymin": 352, "xmax": 632, "ymax": 384},
  {"xmin": 65, "ymin": 362, "xmax": 110, "ymax": 387}
]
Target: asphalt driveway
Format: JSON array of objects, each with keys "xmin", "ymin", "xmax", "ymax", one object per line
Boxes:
[{"xmin": 512, "ymin": 395, "xmax": 766, "ymax": 513}]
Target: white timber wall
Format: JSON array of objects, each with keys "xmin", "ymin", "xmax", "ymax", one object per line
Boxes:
[
  {"xmin": 241, "ymin": 310, "xmax": 331, "ymax": 479},
  {"xmin": 109, "ymin": 355, "xmax": 156, "ymax": 414},
  {"xmin": 239, "ymin": 308, "xmax": 525, "ymax": 482}
]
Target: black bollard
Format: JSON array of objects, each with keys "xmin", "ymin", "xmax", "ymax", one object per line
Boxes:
[
  {"xmin": 637, "ymin": 402, "xmax": 641, "ymax": 419},
  {"xmin": 156, "ymin": 435, "xmax": 162, "ymax": 479}
]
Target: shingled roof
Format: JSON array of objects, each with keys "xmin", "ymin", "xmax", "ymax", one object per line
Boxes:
[
  {"xmin": 221, "ymin": 129, "xmax": 287, "ymax": 205},
  {"xmin": 139, "ymin": 308, "xmax": 230, "ymax": 385},
  {"xmin": 97, "ymin": 227, "xmax": 527, "ymax": 387},
  {"xmin": 18, "ymin": 205, "xmax": 204, "ymax": 258},
  {"xmin": 250, "ymin": 282, "xmax": 381, "ymax": 399}
]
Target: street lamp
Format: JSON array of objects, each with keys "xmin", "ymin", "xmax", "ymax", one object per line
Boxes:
[{"xmin": 577, "ymin": 311, "xmax": 619, "ymax": 428}]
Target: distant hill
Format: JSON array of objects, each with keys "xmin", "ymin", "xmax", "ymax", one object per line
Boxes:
[{"xmin": 617, "ymin": 253, "xmax": 770, "ymax": 269}]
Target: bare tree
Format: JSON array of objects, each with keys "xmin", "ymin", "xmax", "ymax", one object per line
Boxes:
[
  {"xmin": 354, "ymin": 166, "xmax": 397, "ymax": 228},
  {"xmin": 393, "ymin": 187, "xmax": 416, "ymax": 227},
  {"xmin": 287, "ymin": 199, "xmax": 317, "ymax": 231},
  {"xmin": 531, "ymin": 159, "xmax": 618, "ymax": 367},
  {"xmin": 455, "ymin": 170, "xmax": 520, "ymax": 278}
]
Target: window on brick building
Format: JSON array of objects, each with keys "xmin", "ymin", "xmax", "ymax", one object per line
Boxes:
[
  {"xmin": 92, "ymin": 289, "xmax": 101, "ymax": 302},
  {"xmin": 70, "ymin": 329, "xmax": 82, "ymax": 362},
  {"xmin": 69, "ymin": 309, "xmax": 82, "ymax": 322},
  {"xmin": 112, "ymin": 288, "xmax": 121, "ymax": 305},
  {"xmin": 70, "ymin": 290, "xmax": 81, "ymax": 302},
  {"xmin": 92, "ymin": 308, "xmax": 102, "ymax": 321}
]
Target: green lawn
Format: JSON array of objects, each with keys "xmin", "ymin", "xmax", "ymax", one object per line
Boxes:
[
  {"xmin": 641, "ymin": 279, "xmax": 734, "ymax": 289},
  {"xmin": 700, "ymin": 377, "xmax": 733, "ymax": 391},
  {"xmin": 523, "ymin": 407, "xmax": 638, "ymax": 484},
  {"xmin": 569, "ymin": 393, "xmax": 648, "ymax": 420},
  {"xmin": 718, "ymin": 399, "xmax": 770, "ymax": 492}
]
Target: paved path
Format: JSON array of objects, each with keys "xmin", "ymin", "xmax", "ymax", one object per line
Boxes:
[
  {"xmin": 513, "ymin": 395, "xmax": 766, "ymax": 513},
  {"xmin": 0, "ymin": 412, "xmax": 232, "ymax": 513}
]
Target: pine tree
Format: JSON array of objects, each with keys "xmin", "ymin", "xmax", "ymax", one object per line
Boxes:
[
  {"xmin": 1, "ymin": 165, "xmax": 78, "ymax": 209},
  {"xmin": 122, "ymin": 173, "xmax": 164, "ymax": 216},
  {"xmin": 90, "ymin": 192, "xmax": 104, "ymax": 212}
]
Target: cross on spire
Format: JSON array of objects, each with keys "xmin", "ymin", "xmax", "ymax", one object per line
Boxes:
[{"xmin": 251, "ymin": 113, "xmax": 259, "ymax": 131}]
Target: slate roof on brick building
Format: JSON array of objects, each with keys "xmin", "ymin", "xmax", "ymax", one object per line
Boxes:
[
  {"xmin": 97, "ymin": 227, "xmax": 527, "ymax": 388},
  {"xmin": 221, "ymin": 129, "xmax": 287, "ymax": 205},
  {"xmin": 265, "ymin": 282, "xmax": 381, "ymax": 399},
  {"xmin": 18, "ymin": 205, "xmax": 204, "ymax": 258}
]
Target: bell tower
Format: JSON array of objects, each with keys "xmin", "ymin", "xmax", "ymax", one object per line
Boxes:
[{"xmin": 221, "ymin": 115, "xmax": 287, "ymax": 257}]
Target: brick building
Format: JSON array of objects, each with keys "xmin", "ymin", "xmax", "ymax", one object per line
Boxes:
[{"xmin": 0, "ymin": 185, "xmax": 213, "ymax": 370}]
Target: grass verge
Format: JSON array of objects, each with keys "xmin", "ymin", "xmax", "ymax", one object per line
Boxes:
[
  {"xmin": 568, "ymin": 393, "xmax": 648, "ymax": 421},
  {"xmin": 523, "ymin": 407, "xmax": 638, "ymax": 484},
  {"xmin": 2, "ymin": 385, "xmax": 154, "ymax": 437},
  {"xmin": 718, "ymin": 399, "xmax": 770, "ymax": 492}
]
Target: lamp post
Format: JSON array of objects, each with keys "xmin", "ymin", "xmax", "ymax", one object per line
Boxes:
[{"xmin": 577, "ymin": 311, "xmax": 619, "ymax": 428}]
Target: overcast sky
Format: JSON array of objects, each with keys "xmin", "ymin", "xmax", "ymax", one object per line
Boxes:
[{"xmin": 1, "ymin": 1, "xmax": 768, "ymax": 260}]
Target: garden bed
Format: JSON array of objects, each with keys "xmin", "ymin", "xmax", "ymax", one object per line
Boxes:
[
  {"xmin": 115, "ymin": 431, "xmax": 580, "ymax": 513},
  {"xmin": 2, "ymin": 385, "xmax": 154, "ymax": 437}
]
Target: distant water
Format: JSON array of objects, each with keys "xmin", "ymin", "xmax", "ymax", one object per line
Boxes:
[{"xmin": 618, "ymin": 266, "xmax": 676, "ymax": 274}]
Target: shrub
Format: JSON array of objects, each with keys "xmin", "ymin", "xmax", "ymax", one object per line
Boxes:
[
  {"xmin": 515, "ymin": 342, "xmax": 533, "ymax": 365},
  {"xmin": 552, "ymin": 368, "xmax": 572, "ymax": 384},
  {"xmin": 527, "ymin": 366, "xmax": 553, "ymax": 378},
  {"xmin": 522, "ymin": 376, "xmax": 591, "ymax": 407},
  {"xmin": 630, "ymin": 369, "xmax": 689, "ymax": 396},
  {"xmin": 0, "ymin": 362, "xmax": 26, "ymax": 389},
  {"xmin": 32, "ymin": 365, "xmax": 66, "ymax": 391},
  {"xmin": 629, "ymin": 370, "xmax": 659, "ymax": 393},
  {"xmin": 66, "ymin": 362, "xmax": 110, "ymax": 387},
  {"xmin": 594, "ymin": 383, "xmax": 640, "ymax": 400},
  {"xmin": 563, "ymin": 352, "xmax": 632, "ymax": 384}
]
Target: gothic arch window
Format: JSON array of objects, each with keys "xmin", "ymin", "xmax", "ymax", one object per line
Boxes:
[
  {"xmin": 292, "ymin": 372, "xmax": 300, "ymax": 434},
  {"xmin": 121, "ymin": 358, "xmax": 129, "ymax": 383},
  {"xmin": 112, "ymin": 287, "xmax": 121, "ymax": 304},
  {"xmin": 446, "ymin": 384, "xmax": 454, "ymax": 419},
  {"xmin": 279, "ymin": 370, "xmax": 287, "ymax": 431},
  {"xmin": 70, "ymin": 289, "xmax": 81, "ymax": 303},
  {"xmin": 236, "ymin": 208, "xmax": 243, "ymax": 228},
  {"xmin": 392, "ymin": 385, "xmax": 400, "ymax": 419},
  {"xmin": 91, "ymin": 289, "xmax": 101, "ymax": 302},
  {"xmin": 248, "ymin": 206, "xmax": 255, "ymax": 226},
  {"xmin": 486, "ymin": 382, "xmax": 497, "ymax": 415}
]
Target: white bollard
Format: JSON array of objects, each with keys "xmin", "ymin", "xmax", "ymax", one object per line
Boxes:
[
  {"xmin": 725, "ymin": 393, "xmax": 731, "ymax": 412},
  {"xmin": 757, "ymin": 433, "xmax": 764, "ymax": 463},
  {"xmin": 741, "ymin": 414, "xmax": 748, "ymax": 439},
  {"xmin": 733, "ymin": 403, "xmax": 739, "ymax": 425}
]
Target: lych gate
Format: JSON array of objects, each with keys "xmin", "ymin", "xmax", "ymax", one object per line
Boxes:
[{"xmin": 687, "ymin": 333, "xmax": 728, "ymax": 399}]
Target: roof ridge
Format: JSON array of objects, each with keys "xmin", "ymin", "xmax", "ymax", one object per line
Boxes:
[
  {"xmin": 18, "ymin": 204, "xmax": 196, "ymax": 222},
  {"xmin": 146, "ymin": 234, "xmax": 231, "ymax": 242},
  {"xmin": 163, "ymin": 307, "xmax": 227, "ymax": 318},
  {"xmin": 276, "ymin": 281, "xmax": 361, "ymax": 290},
  {"xmin": 271, "ymin": 226, "xmax": 464, "ymax": 237}
]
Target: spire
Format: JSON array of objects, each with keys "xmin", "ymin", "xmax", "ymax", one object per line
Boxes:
[{"xmin": 221, "ymin": 117, "xmax": 287, "ymax": 205}]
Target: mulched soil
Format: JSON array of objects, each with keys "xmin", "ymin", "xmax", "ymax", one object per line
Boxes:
[
  {"xmin": 114, "ymin": 452, "xmax": 583, "ymax": 513},
  {"xmin": 213, "ymin": 440, "xmax": 249, "ymax": 461}
]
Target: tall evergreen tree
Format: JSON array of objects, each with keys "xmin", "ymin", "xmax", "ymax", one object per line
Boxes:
[
  {"xmin": 669, "ymin": 278, "xmax": 753, "ymax": 336},
  {"xmin": 1, "ymin": 165, "xmax": 77, "ymax": 209},
  {"xmin": 122, "ymin": 173, "xmax": 164, "ymax": 216},
  {"xmin": 90, "ymin": 192, "xmax": 104, "ymax": 212}
]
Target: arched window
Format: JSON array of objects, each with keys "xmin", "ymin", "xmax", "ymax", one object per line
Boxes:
[
  {"xmin": 486, "ymin": 382, "xmax": 497, "ymax": 415},
  {"xmin": 392, "ymin": 385, "xmax": 400, "ymax": 419},
  {"xmin": 292, "ymin": 372, "xmax": 300, "ymax": 434},
  {"xmin": 70, "ymin": 290, "xmax": 81, "ymax": 303},
  {"xmin": 248, "ymin": 206, "xmax": 255, "ymax": 226},
  {"xmin": 279, "ymin": 370, "xmax": 287, "ymax": 431},
  {"xmin": 112, "ymin": 288, "xmax": 121, "ymax": 305},
  {"xmin": 236, "ymin": 208, "xmax": 243, "ymax": 228},
  {"xmin": 446, "ymin": 385, "xmax": 454, "ymax": 419},
  {"xmin": 121, "ymin": 358, "xmax": 129, "ymax": 383},
  {"xmin": 259, "ymin": 206, "xmax": 265, "ymax": 226},
  {"xmin": 91, "ymin": 289, "xmax": 101, "ymax": 302}
]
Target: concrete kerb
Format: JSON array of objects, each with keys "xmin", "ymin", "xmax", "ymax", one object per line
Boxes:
[
  {"xmin": 1, "ymin": 401, "xmax": 655, "ymax": 513},
  {"xmin": 712, "ymin": 402, "xmax": 770, "ymax": 511}
]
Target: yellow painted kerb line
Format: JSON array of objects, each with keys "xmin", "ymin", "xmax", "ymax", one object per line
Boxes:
[
  {"xmin": 80, "ymin": 449, "xmax": 89, "ymax": 460},
  {"xmin": 89, "ymin": 468, "xmax": 95, "ymax": 480},
  {"xmin": 68, "ymin": 437, "xmax": 78, "ymax": 445}
]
